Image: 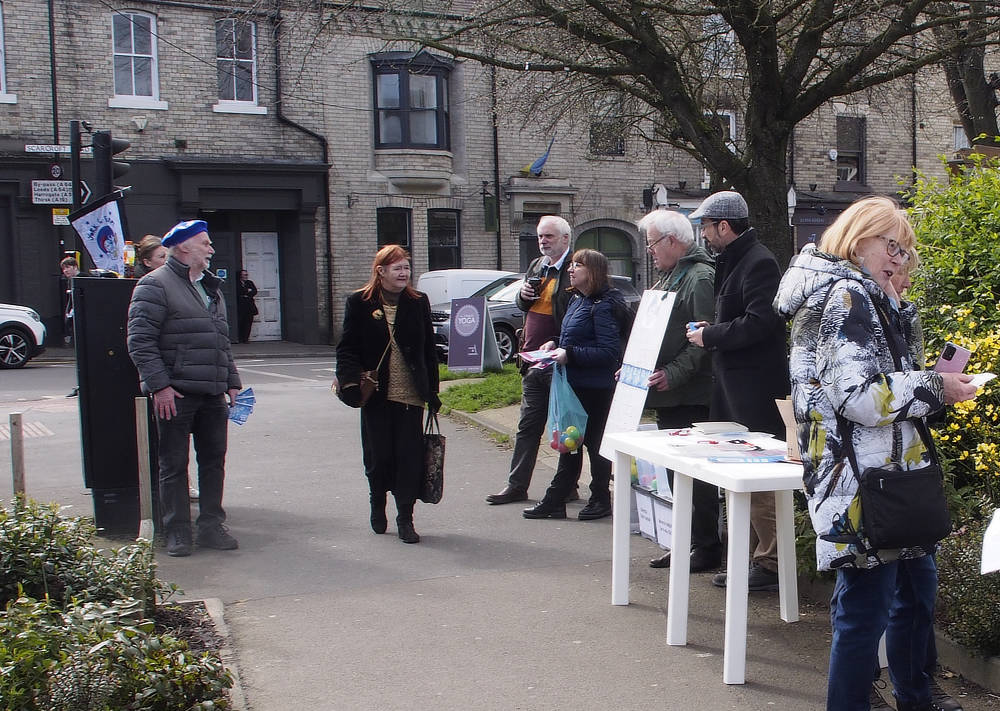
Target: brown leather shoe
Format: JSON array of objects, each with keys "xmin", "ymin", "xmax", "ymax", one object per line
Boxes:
[{"xmin": 486, "ymin": 486, "xmax": 529, "ymax": 505}]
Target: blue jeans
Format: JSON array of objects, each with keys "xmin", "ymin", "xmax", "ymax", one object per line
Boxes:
[
  {"xmin": 156, "ymin": 392, "xmax": 229, "ymax": 534},
  {"xmin": 828, "ymin": 556, "xmax": 936, "ymax": 710},
  {"xmin": 887, "ymin": 556, "xmax": 938, "ymax": 706}
]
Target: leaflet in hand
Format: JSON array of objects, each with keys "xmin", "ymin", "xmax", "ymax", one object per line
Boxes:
[
  {"xmin": 518, "ymin": 349, "xmax": 556, "ymax": 364},
  {"xmin": 229, "ymin": 387, "xmax": 255, "ymax": 425},
  {"xmin": 969, "ymin": 372, "xmax": 996, "ymax": 389}
]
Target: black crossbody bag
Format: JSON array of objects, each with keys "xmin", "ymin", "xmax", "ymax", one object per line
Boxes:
[{"xmin": 835, "ymin": 304, "xmax": 951, "ymax": 550}]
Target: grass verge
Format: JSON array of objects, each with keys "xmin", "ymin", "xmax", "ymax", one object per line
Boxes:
[{"xmin": 439, "ymin": 364, "xmax": 522, "ymax": 412}]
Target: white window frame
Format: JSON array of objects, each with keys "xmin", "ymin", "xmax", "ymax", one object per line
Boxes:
[
  {"xmin": 213, "ymin": 18, "xmax": 266, "ymax": 115},
  {"xmin": 0, "ymin": 3, "xmax": 15, "ymax": 104},
  {"xmin": 108, "ymin": 10, "xmax": 167, "ymax": 110},
  {"xmin": 954, "ymin": 125, "xmax": 970, "ymax": 151}
]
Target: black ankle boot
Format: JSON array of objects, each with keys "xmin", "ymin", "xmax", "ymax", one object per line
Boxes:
[
  {"xmin": 395, "ymin": 497, "xmax": 419, "ymax": 543},
  {"xmin": 397, "ymin": 521, "xmax": 420, "ymax": 543},
  {"xmin": 370, "ymin": 492, "xmax": 387, "ymax": 534}
]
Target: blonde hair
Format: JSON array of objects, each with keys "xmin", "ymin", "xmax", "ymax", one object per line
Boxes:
[{"xmin": 819, "ymin": 196, "xmax": 915, "ymax": 263}]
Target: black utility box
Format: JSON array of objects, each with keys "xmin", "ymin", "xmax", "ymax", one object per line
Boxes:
[{"xmin": 72, "ymin": 277, "xmax": 158, "ymax": 535}]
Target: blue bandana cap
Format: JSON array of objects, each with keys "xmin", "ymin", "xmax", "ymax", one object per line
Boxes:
[{"xmin": 162, "ymin": 220, "xmax": 208, "ymax": 247}]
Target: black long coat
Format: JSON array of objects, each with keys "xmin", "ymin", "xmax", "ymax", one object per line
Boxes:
[
  {"xmin": 335, "ymin": 289, "xmax": 440, "ymax": 408},
  {"xmin": 700, "ymin": 229, "xmax": 789, "ymax": 436}
]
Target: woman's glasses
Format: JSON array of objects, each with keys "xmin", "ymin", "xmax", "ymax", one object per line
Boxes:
[{"xmin": 881, "ymin": 236, "xmax": 911, "ymax": 263}]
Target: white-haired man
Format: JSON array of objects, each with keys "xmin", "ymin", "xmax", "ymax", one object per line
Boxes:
[
  {"xmin": 486, "ymin": 215, "xmax": 578, "ymax": 505},
  {"xmin": 638, "ymin": 209, "xmax": 721, "ymax": 571},
  {"xmin": 127, "ymin": 220, "xmax": 242, "ymax": 557}
]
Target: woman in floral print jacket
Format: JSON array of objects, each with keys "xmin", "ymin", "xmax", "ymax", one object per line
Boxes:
[{"xmin": 774, "ymin": 196, "xmax": 977, "ymax": 711}]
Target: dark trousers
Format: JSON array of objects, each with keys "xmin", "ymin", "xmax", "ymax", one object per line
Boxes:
[
  {"xmin": 156, "ymin": 392, "xmax": 229, "ymax": 534},
  {"xmin": 505, "ymin": 366, "xmax": 553, "ymax": 492},
  {"xmin": 542, "ymin": 387, "xmax": 613, "ymax": 505},
  {"xmin": 656, "ymin": 404, "xmax": 721, "ymax": 555},
  {"xmin": 237, "ymin": 307, "xmax": 254, "ymax": 343},
  {"xmin": 361, "ymin": 399, "xmax": 424, "ymax": 519}
]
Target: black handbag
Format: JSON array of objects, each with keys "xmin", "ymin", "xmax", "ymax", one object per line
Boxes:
[
  {"xmin": 836, "ymin": 302, "xmax": 951, "ymax": 550},
  {"xmin": 841, "ymin": 417, "xmax": 951, "ymax": 550},
  {"xmin": 420, "ymin": 411, "xmax": 445, "ymax": 504}
]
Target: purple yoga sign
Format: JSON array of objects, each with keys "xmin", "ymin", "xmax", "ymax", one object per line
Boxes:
[{"xmin": 447, "ymin": 297, "xmax": 487, "ymax": 372}]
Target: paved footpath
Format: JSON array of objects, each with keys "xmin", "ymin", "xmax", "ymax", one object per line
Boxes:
[{"xmin": 153, "ymin": 378, "xmax": 841, "ymax": 711}]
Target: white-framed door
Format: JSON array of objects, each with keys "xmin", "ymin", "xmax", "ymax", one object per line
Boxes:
[{"xmin": 241, "ymin": 232, "xmax": 281, "ymax": 341}]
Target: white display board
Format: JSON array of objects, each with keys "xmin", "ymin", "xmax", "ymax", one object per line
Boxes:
[{"xmin": 599, "ymin": 290, "xmax": 676, "ymax": 459}]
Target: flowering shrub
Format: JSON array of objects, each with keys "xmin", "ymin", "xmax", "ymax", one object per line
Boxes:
[
  {"xmin": 936, "ymin": 512, "xmax": 1000, "ymax": 657},
  {"xmin": 923, "ymin": 321, "xmax": 1000, "ymax": 514},
  {"xmin": 909, "ymin": 157, "xmax": 1000, "ymax": 517}
]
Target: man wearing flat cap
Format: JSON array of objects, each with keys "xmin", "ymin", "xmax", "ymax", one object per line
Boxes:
[
  {"xmin": 127, "ymin": 220, "xmax": 242, "ymax": 557},
  {"xmin": 685, "ymin": 191, "xmax": 789, "ymax": 592}
]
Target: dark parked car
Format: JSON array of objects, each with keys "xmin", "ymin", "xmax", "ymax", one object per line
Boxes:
[{"xmin": 431, "ymin": 274, "xmax": 641, "ymax": 363}]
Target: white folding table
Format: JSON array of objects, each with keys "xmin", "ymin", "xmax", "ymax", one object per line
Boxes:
[{"xmin": 604, "ymin": 429, "xmax": 804, "ymax": 684}]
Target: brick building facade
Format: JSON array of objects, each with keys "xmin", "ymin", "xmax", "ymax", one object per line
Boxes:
[{"xmin": 0, "ymin": 0, "xmax": 965, "ymax": 343}]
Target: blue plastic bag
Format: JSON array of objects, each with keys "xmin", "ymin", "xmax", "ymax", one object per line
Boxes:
[{"xmin": 546, "ymin": 364, "xmax": 588, "ymax": 454}]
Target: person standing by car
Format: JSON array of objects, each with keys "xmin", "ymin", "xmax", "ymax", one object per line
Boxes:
[
  {"xmin": 522, "ymin": 249, "xmax": 623, "ymax": 520},
  {"xmin": 485, "ymin": 215, "xmax": 575, "ymax": 505},
  {"xmin": 637, "ymin": 209, "xmax": 720, "ymax": 572},
  {"xmin": 236, "ymin": 270, "xmax": 258, "ymax": 344},
  {"xmin": 335, "ymin": 245, "xmax": 440, "ymax": 544},
  {"xmin": 127, "ymin": 219, "xmax": 243, "ymax": 557}
]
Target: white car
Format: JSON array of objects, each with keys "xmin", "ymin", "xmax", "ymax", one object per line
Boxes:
[{"xmin": 0, "ymin": 303, "xmax": 47, "ymax": 368}]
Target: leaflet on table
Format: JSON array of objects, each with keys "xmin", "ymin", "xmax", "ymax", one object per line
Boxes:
[{"xmin": 656, "ymin": 428, "xmax": 786, "ymax": 460}]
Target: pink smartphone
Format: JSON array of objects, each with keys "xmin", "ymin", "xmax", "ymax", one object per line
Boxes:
[{"xmin": 934, "ymin": 342, "xmax": 971, "ymax": 373}]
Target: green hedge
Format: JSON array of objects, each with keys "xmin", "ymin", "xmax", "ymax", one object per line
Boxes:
[{"xmin": 0, "ymin": 497, "xmax": 232, "ymax": 710}]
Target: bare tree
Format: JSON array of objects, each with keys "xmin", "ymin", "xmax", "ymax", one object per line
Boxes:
[
  {"xmin": 932, "ymin": 1, "xmax": 1000, "ymax": 145},
  {"xmin": 352, "ymin": 0, "xmax": 1000, "ymax": 262}
]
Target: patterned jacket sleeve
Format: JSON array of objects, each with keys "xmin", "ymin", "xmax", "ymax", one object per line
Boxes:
[{"xmin": 816, "ymin": 282, "xmax": 943, "ymax": 427}]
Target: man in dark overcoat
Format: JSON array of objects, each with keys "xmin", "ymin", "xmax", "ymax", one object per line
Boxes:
[{"xmin": 686, "ymin": 191, "xmax": 789, "ymax": 591}]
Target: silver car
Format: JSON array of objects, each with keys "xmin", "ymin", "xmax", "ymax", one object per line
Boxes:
[{"xmin": 431, "ymin": 274, "xmax": 640, "ymax": 363}]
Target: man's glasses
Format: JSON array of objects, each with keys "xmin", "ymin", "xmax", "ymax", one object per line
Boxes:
[
  {"xmin": 646, "ymin": 233, "xmax": 672, "ymax": 253},
  {"xmin": 881, "ymin": 236, "xmax": 911, "ymax": 263}
]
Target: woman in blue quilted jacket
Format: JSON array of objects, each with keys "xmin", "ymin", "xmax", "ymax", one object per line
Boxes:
[{"xmin": 522, "ymin": 248, "xmax": 624, "ymax": 521}]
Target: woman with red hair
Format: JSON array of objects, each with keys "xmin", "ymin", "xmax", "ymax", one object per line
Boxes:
[{"xmin": 335, "ymin": 245, "xmax": 441, "ymax": 543}]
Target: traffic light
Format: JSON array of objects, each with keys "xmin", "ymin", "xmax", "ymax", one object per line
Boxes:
[{"xmin": 92, "ymin": 130, "xmax": 130, "ymax": 197}]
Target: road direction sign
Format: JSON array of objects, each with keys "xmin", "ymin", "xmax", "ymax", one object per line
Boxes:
[
  {"xmin": 78, "ymin": 181, "xmax": 92, "ymax": 204},
  {"xmin": 31, "ymin": 180, "xmax": 73, "ymax": 204}
]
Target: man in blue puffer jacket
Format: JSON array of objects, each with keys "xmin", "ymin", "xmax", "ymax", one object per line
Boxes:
[{"xmin": 127, "ymin": 220, "xmax": 242, "ymax": 557}]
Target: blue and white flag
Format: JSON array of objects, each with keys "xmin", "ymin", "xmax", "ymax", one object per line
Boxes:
[{"xmin": 69, "ymin": 195, "xmax": 127, "ymax": 274}]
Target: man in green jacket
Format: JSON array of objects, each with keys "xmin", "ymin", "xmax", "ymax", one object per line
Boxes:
[{"xmin": 637, "ymin": 209, "xmax": 720, "ymax": 572}]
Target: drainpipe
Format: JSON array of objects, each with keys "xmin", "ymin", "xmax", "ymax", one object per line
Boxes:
[
  {"xmin": 490, "ymin": 65, "xmax": 503, "ymax": 270},
  {"xmin": 911, "ymin": 72, "xmax": 919, "ymax": 186},
  {"xmin": 47, "ymin": 0, "xmax": 59, "ymax": 142},
  {"xmin": 273, "ymin": 0, "xmax": 335, "ymax": 344}
]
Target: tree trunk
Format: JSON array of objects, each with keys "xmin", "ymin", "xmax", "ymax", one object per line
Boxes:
[{"xmin": 726, "ymin": 132, "xmax": 795, "ymax": 269}]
